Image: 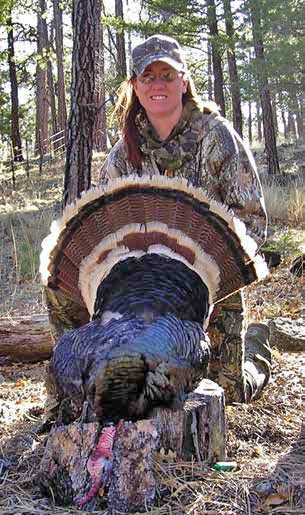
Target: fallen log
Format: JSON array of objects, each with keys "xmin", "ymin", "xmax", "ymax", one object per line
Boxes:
[
  {"xmin": 39, "ymin": 379, "xmax": 226, "ymax": 512},
  {"xmin": 0, "ymin": 314, "xmax": 53, "ymax": 363}
]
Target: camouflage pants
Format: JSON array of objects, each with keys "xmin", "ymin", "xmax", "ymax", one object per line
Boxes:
[{"xmin": 207, "ymin": 291, "xmax": 271, "ymax": 403}]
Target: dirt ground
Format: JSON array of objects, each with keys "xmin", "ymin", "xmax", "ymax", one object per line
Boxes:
[{"xmin": 0, "ymin": 154, "xmax": 304, "ymax": 514}]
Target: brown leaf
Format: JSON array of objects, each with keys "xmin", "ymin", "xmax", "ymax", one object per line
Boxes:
[
  {"xmin": 14, "ymin": 379, "xmax": 26, "ymax": 387},
  {"xmin": 262, "ymin": 492, "xmax": 288, "ymax": 508}
]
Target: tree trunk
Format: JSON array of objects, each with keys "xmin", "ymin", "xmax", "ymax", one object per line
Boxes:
[
  {"xmin": 248, "ymin": 101, "xmax": 253, "ymax": 144},
  {"xmin": 115, "ymin": 0, "xmax": 127, "ymax": 80},
  {"xmin": 299, "ymin": 95, "xmax": 305, "ymax": 140},
  {"xmin": 271, "ymin": 94, "xmax": 278, "ymax": 135},
  {"xmin": 207, "ymin": 0, "xmax": 226, "ymax": 116},
  {"xmin": 222, "ymin": 0, "xmax": 243, "ymax": 136},
  {"xmin": 127, "ymin": 29, "xmax": 132, "ymax": 76},
  {"xmin": 47, "ymin": 60, "xmax": 58, "ymax": 145},
  {"xmin": 7, "ymin": 16, "xmax": 24, "ymax": 162},
  {"xmin": 257, "ymin": 101, "xmax": 262, "ymax": 142},
  {"xmin": 249, "ymin": 0, "xmax": 280, "ymax": 175},
  {"xmin": 40, "ymin": 0, "xmax": 58, "ymax": 141},
  {"xmin": 53, "ymin": 0, "xmax": 67, "ymax": 145},
  {"xmin": 281, "ymin": 110, "xmax": 288, "ymax": 141},
  {"xmin": 35, "ymin": 1, "xmax": 49, "ymax": 155},
  {"xmin": 295, "ymin": 95, "xmax": 304, "ymax": 141},
  {"xmin": 0, "ymin": 314, "xmax": 53, "ymax": 363},
  {"xmin": 63, "ymin": 0, "xmax": 97, "ymax": 205},
  {"xmin": 93, "ymin": 0, "xmax": 107, "ymax": 152},
  {"xmin": 207, "ymin": 39, "xmax": 213, "ymax": 101},
  {"xmin": 287, "ymin": 111, "xmax": 297, "ymax": 140},
  {"xmin": 295, "ymin": 111, "xmax": 303, "ymax": 141}
]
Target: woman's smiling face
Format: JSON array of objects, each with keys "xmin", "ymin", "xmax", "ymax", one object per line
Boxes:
[{"xmin": 133, "ymin": 61, "xmax": 188, "ymax": 120}]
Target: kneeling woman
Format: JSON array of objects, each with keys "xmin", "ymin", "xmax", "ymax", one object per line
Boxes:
[{"xmin": 99, "ymin": 34, "xmax": 271, "ymax": 404}]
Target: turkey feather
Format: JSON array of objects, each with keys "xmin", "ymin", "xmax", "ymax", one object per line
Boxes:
[{"xmin": 40, "ymin": 176, "xmax": 268, "ymax": 423}]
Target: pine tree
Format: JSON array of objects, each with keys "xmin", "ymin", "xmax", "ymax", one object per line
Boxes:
[
  {"xmin": 63, "ymin": 0, "xmax": 98, "ymax": 205},
  {"xmin": 7, "ymin": 13, "xmax": 24, "ymax": 161}
]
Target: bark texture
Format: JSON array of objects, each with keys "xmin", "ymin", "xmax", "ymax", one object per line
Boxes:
[
  {"xmin": 40, "ymin": 0, "xmax": 58, "ymax": 139},
  {"xmin": 108, "ymin": 420, "xmax": 159, "ymax": 513},
  {"xmin": 92, "ymin": 0, "xmax": 107, "ymax": 152},
  {"xmin": 248, "ymin": 101, "xmax": 253, "ymax": 144},
  {"xmin": 222, "ymin": 0, "xmax": 243, "ymax": 136},
  {"xmin": 0, "ymin": 314, "xmax": 53, "ymax": 363},
  {"xmin": 35, "ymin": 0, "xmax": 49, "ymax": 155},
  {"xmin": 207, "ymin": 39, "xmax": 213, "ymax": 101},
  {"xmin": 53, "ymin": 0, "xmax": 67, "ymax": 144},
  {"xmin": 155, "ymin": 379, "xmax": 226, "ymax": 462},
  {"xmin": 207, "ymin": 0, "xmax": 226, "ymax": 116},
  {"xmin": 249, "ymin": 0, "xmax": 280, "ymax": 175},
  {"xmin": 115, "ymin": 0, "xmax": 127, "ymax": 80},
  {"xmin": 63, "ymin": 0, "xmax": 97, "ymax": 205},
  {"xmin": 39, "ymin": 422, "xmax": 100, "ymax": 507},
  {"xmin": 7, "ymin": 16, "xmax": 23, "ymax": 162}
]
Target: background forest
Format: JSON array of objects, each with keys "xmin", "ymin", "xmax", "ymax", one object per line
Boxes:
[{"xmin": 0, "ymin": 0, "xmax": 304, "ymax": 184}]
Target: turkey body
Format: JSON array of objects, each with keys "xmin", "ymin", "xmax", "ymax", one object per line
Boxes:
[
  {"xmin": 50, "ymin": 254, "xmax": 210, "ymax": 423},
  {"xmin": 43, "ymin": 176, "xmax": 267, "ymax": 425}
]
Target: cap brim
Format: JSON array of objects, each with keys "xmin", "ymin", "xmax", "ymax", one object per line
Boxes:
[{"xmin": 134, "ymin": 55, "xmax": 185, "ymax": 76}]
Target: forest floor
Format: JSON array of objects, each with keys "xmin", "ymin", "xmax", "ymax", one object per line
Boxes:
[{"xmin": 0, "ymin": 145, "xmax": 304, "ymax": 514}]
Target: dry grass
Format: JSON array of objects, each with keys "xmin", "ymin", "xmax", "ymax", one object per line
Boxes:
[
  {"xmin": 288, "ymin": 186, "xmax": 305, "ymax": 227},
  {"xmin": 262, "ymin": 178, "xmax": 305, "ymax": 227},
  {"xmin": 0, "ymin": 156, "xmax": 103, "ymax": 313}
]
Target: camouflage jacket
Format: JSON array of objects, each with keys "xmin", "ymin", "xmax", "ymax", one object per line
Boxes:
[{"xmin": 99, "ymin": 102, "xmax": 267, "ymax": 247}]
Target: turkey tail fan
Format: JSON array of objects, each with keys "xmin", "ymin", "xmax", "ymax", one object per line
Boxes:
[{"xmin": 40, "ymin": 175, "xmax": 268, "ymax": 320}]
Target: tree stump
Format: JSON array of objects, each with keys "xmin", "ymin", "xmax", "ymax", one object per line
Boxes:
[
  {"xmin": 39, "ymin": 422, "xmax": 101, "ymax": 509},
  {"xmin": 0, "ymin": 314, "xmax": 53, "ymax": 363},
  {"xmin": 108, "ymin": 420, "xmax": 160, "ymax": 513},
  {"xmin": 39, "ymin": 379, "xmax": 226, "ymax": 512},
  {"xmin": 155, "ymin": 379, "xmax": 226, "ymax": 463}
]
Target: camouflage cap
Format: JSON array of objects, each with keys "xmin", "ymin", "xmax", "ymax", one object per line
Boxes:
[{"xmin": 131, "ymin": 35, "xmax": 187, "ymax": 76}]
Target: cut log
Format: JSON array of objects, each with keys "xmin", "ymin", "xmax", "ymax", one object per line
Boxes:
[
  {"xmin": 39, "ymin": 379, "xmax": 226, "ymax": 513},
  {"xmin": 155, "ymin": 379, "xmax": 226, "ymax": 463},
  {"xmin": 0, "ymin": 314, "xmax": 53, "ymax": 363}
]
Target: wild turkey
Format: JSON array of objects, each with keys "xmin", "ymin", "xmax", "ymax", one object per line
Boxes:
[{"xmin": 40, "ymin": 176, "xmax": 268, "ymax": 503}]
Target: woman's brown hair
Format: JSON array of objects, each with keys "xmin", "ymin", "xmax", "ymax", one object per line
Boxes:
[{"xmin": 113, "ymin": 73, "xmax": 217, "ymax": 169}]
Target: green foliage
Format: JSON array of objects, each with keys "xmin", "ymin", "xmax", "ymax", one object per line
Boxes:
[
  {"xmin": 104, "ymin": 0, "xmax": 205, "ymax": 46},
  {"xmin": 0, "ymin": 0, "xmax": 304, "ymax": 148},
  {"xmin": 241, "ymin": 0, "xmax": 305, "ymax": 111},
  {"xmin": 17, "ymin": 239, "xmax": 40, "ymax": 280},
  {"xmin": 264, "ymin": 230, "xmax": 305, "ymax": 258},
  {"xmin": 0, "ymin": 0, "xmax": 14, "ymax": 25}
]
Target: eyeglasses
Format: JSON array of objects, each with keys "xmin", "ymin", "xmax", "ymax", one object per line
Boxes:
[{"xmin": 137, "ymin": 70, "xmax": 184, "ymax": 84}]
